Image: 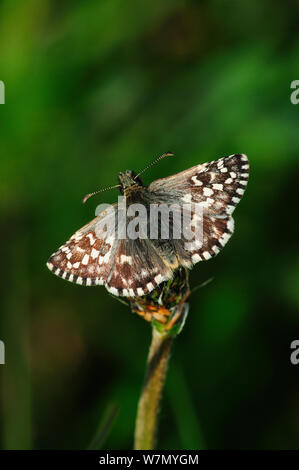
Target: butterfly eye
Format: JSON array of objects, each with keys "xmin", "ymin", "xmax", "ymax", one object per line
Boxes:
[{"xmin": 131, "ymin": 171, "xmax": 143, "ymax": 187}]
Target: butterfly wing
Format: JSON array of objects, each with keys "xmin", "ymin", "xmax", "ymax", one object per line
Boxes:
[
  {"xmin": 47, "ymin": 154, "xmax": 249, "ymax": 297},
  {"xmin": 148, "ymin": 153, "xmax": 249, "ymax": 215},
  {"xmin": 105, "ymin": 238, "xmax": 173, "ymax": 297},
  {"xmin": 148, "ymin": 153, "xmax": 249, "ymax": 266},
  {"xmin": 47, "ymin": 204, "xmax": 119, "ymax": 286},
  {"xmin": 105, "ymin": 154, "xmax": 249, "ymax": 296}
]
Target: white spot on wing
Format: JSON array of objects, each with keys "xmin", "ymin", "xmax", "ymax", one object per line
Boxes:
[
  {"xmin": 202, "ymin": 251, "xmax": 212, "ymax": 260},
  {"xmin": 99, "ymin": 251, "xmax": 111, "ymax": 263},
  {"xmin": 82, "ymin": 254, "xmax": 89, "ymax": 265},
  {"xmin": 91, "ymin": 248, "xmax": 99, "ymax": 259},
  {"xmin": 203, "ymin": 187, "xmax": 214, "ymax": 197},
  {"xmin": 212, "ymin": 183, "xmax": 223, "ymax": 191},
  {"xmin": 154, "ymin": 274, "xmax": 164, "ymax": 284},
  {"xmin": 227, "ymin": 218, "xmax": 234, "ymax": 232},
  {"xmin": 182, "ymin": 194, "xmax": 192, "ymax": 203},
  {"xmin": 120, "ymin": 254, "xmax": 132, "ymax": 265},
  {"xmin": 87, "ymin": 233, "xmax": 96, "ymax": 245},
  {"xmin": 107, "ymin": 286, "xmax": 119, "ymax": 296},
  {"xmin": 146, "ymin": 282, "xmax": 154, "ymax": 292},
  {"xmin": 192, "ymin": 253, "xmax": 201, "ymax": 263},
  {"xmin": 212, "ymin": 245, "xmax": 220, "ymax": 255},
  {"xmin": 191, "ymin": 175, "xmax": 203, "ymax": 186}
]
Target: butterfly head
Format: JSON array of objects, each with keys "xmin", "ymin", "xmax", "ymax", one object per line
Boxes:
[
  {"xmin": 82, "ymin": 152, "xmax": 173, "ymax": 203},
  {"xmin": 118, "ymin": 170, "xmax": 143, "ymax": 194}
]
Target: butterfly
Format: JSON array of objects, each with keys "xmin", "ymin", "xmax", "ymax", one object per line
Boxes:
[{"xmin": 47, "ymin": 153, "xmax": 249, "ymax": 297}]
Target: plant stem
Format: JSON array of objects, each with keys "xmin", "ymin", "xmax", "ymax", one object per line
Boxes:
[{"xmin": 134, "ymin": 327, "xmax": 173, "ymax": 450}]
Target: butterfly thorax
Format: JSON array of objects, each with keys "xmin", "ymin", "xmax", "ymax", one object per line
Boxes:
[{"xmin": 118, "ymin": 170, "xmax": 143, "ymax": 196}]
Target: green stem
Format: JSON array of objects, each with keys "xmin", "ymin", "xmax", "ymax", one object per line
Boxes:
[{"xmin": 134, "ymin": 327, "xmax": 173, "ymax": 450}]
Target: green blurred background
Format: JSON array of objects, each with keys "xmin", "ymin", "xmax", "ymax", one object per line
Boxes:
[{"xmin": 0, "ymin": 0, "xmax": 299, "ymax": 450}]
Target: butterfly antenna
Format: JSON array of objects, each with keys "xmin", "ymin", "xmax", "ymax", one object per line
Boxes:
[
  {"xmin": 82, "ymin": 184, "xmax": 121, "ymax": 204},
  {"xmin": 190, "ymin": 277, "xmax": 214, "ymax": 295},
  {"xmin": 134, "ymin": 151, "xmax": 174, "ymax": 179}
]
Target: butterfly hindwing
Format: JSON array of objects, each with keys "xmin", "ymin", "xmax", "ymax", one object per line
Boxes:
[{"xmin": 105, "ymin": 238, "xmax": 173, "ymax": 297}]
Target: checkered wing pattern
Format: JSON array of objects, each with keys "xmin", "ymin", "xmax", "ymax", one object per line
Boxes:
[
  {"xmin": 148, "ymin": 153, "xmax": 249, "ymax": 266},
  {"xmin": 47, "ymin": 204, "xmax": 119, "ymax": 286},
  {"xmin": 47, "ymin": 154, "xmax": 249, "ymax": 297}
]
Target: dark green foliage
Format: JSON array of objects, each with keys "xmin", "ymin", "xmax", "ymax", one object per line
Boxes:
[{"xmin": 0, "ymin": 0, "xmax": 298, "ymax": 450}]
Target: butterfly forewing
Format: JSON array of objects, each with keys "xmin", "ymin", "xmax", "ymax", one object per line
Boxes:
[
  {"xmin": 148, "ymin": 153, "xmax": 249, "ymax": 215},
  {"xmin": 148, "ymin": 153, "xmax": 248, "ymax": 265},
  {"xmin": 47, "ymin": 204, "xmax": 118, "ymax": 286}
]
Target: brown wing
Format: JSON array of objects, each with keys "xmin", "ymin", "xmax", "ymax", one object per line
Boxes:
[
  {"xmin": 148, "ymin": 153, "xmax": 249, "ymax": 266},
  {"xmin": 148, "ymin": 153, "xmax": 249, "ymax": 216},
  {"xmin": 105, "ymin": 238, "xmax": 174, "ymax": 297},
  {"xmin": 47, "ymin": 154, "xmax": 249, "ymax": 297},
  {"xmin": 47, "ymin": 204, "xmax": 119, "ymax": 286}
]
